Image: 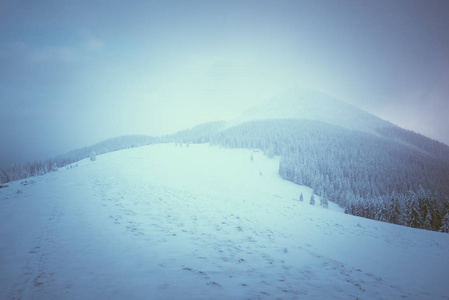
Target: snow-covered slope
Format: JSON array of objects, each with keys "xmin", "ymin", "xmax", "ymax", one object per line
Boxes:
[
  {"xmin": 1, "ymin": 144, "xmax": 448, "ymax": 299},
  {"xmin": 231, "ymin": 88, "xmax": 395, "ymax": 134}
]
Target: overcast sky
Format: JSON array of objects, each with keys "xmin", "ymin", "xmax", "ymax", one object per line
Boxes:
[{"xmin": 1, "ymin": 0, "xmax": 448, "ymax": 166}]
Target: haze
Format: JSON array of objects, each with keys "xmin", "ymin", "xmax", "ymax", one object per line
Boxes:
[{"xmin": 1, "ymin": 0, "xmax": 448, "ymax": 167}]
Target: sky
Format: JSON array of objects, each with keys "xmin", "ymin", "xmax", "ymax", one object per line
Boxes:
[{"xmin": 1, "ymin": 0, "xmax": 448, "ymax": 166}]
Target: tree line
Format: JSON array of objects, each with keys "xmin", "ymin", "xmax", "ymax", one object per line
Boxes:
[{"xmin": 206, "ymin": 119, "xmax": 449, "ymax": 233}]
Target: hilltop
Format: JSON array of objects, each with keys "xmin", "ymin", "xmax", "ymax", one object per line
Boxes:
[{"xmin": 231, "ymin": 88, "xmax": 395, "ymax": 135}]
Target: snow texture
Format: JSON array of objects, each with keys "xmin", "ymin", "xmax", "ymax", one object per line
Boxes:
[{"xmin": 1, "ymin": 143, "xmax": 448, "ymax": 299}]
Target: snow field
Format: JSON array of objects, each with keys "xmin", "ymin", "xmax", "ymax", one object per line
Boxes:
[{"xmin": 1, "ymin": 143, "xmax": 448, "ymax": 299}]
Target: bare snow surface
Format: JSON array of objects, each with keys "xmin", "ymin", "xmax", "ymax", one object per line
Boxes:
[{"xmin": 1, "ymin": 143, "xmax": 448, "ymax": 300}]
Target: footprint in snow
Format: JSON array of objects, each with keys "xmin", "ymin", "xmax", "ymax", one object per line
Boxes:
[{"xmin": 206, "ymin": 281, "xmax": 222, "ymax": 287}]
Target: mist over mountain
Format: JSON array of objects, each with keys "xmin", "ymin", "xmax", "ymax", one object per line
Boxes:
[
  {"xmin": 231, "ymin": 88, "xmax": 396, "ymax": 135},
  {"xmin": 229, "ymin": 88, "xmax": 449, "ymax": 162},
  {"xmin": 2, "ymin": 88, "xmax": 449, "ymax": 233}
]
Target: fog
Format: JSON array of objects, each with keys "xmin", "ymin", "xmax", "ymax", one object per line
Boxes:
[{"xmin": 1, "ymin": 0, "xmax": 448, "ymax": 167}]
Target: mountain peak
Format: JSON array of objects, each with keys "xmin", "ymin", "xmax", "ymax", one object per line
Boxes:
[{"xmin": 232, "ymin": 88, "xmax": 394, "ymax": 134}]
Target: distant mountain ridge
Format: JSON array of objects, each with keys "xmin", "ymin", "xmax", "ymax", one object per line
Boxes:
[
  {"xmin": 227, "ymin": 87, "xmax": 449, "ymax": 162},
  {"xmin": 231, "ymin": 88, "xmax": 396, "ymax": 135}
]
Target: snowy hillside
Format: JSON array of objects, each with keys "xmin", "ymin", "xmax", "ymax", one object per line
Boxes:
[
  {"xmin": 231, "ymin": 88, "xmax": 395, "ymax": 135},
  {"xmin": 1, "ymin": 143, "xmax": 448, "ymax": 299}
]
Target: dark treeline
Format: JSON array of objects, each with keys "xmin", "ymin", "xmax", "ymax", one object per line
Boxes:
[
  {"xmin": 205, "ymin": 119, "xmax": 449, "ymax": 232},
  {"xmin": 346, "ymin": 188, "xmax": 449, "ymax": 232},
  {"xmin": 0, "ymin": 135, "xmax": 158, "ymax": 184}
]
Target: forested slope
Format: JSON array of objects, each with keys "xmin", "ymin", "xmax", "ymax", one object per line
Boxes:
[{"xmin": 170, "ymin": 119, "xmax": 449, "ymax": 232}]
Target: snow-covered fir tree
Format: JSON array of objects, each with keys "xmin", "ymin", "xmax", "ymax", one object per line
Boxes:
[
  {"xmin": 439, "ymin": 213, "xmax": 449, "ymax": 233},
  {"xmin": 375, "ymin": 197, "xmax": 388, "ymax": 222},
  {"xmin": 439, "ymin": 199, "xmax": 449, "ymax": 233},
  {"xmin": 423, "ymin": 211, "xmax": 433, "ymax": 231},
  {"xmin": 320, "ymin": 192, "xmax": 329, "ymax": 208},
  {"xmin": 387, "ymin": 192, "xmax": 403, "ymax": 225},
  {"xmin": 405, "ymin": 190, "xmax": 422, "ymax": 228},
  {"xmin": 310, "ymin": 193, "xmax": 315, "ymax": 206}
]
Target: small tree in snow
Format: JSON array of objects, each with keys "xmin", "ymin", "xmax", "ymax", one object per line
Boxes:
[
  {"xmin": 310, "ymin": 193, "xmax": 315, "ymax": 206},
  {"xmin": 299, "ymin": 192, "xmax": 304, "ymax": 202}
]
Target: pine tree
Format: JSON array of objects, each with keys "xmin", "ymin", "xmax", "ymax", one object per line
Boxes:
[
  {"xmin": 428, "ymin": 190, "xmax": 440, "ymax": 231},
  {"xmin": 365, "ymin": 199, "xmax": 376, "ymax": 220},
  {"xmin": 439, "ymin": 213, "xmax": 449, "ymax": 233},
  {"xmin": 416, "ymin": 188, "xmax": 440, "ymax": 231},
  {"xmin": 310, "ymin": 193, "xmax": 315, "ymax": 206},
  {"xmin": 375, "ymin": 197, "xmax": 387, "ymax": 222},
  {"xmin": 439, "ymin": 198, "xmax": 449, "ymax": 233},
  {"xmin": 320, "ymin": 192, "xmax": 329, "ymax": 208},
  {"xmin": 387, "ymin": 191, "xmax": 402, "ymax": 225},
  {"xmin": 405, "ymin": 190, "xmax": 422, "ymax": 228},
  {"xmin": 423, "ymin": 211, "xmax": 433, "ymax": 230},
  {"xmin": 355, "ymin": 200, "xmax": 364, "ymax": 217},
  {"xmin": 299, "ymin": 193, "xmax": 304, "ymax": 202}
]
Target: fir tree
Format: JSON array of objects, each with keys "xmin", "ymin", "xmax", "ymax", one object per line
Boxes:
[
  {"xmin": 423, "ymin": 211, "xmax": 433, "ymax": 230},
  {"xmin": 310, "ymin": 193, "xmax": 315, "ymax": 206},
  {"xmin": 387, "ymin": 191, "xmax": 402, "ymax": 225},
  {"xmin": 299, "ymin": 192, "xmax": 304, "ymax": 202},
  {"xmin": 375, "ymin": 197, "xmax": 388, "ymax": 222},
  {"xmin": 428, "ymin": 190, "xmax": 441, "ymax": 231},
  {"xmin": 439, "ymin": 198, "xmax": 449, "ymax": 233},
  {"xmin": 439, "ymin": 213, "xmax": 449, "ymax": 233},
  {"xmin": 405, "ymin": 190, "xmax": 422, "ymax": 228},
  {"xmin": 320, "ymin": 192, "xmax": 329, "ymax": 208},
  {"xmin": 355, "ymin": 200, "xmax": 364, "ymax": 217}
]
